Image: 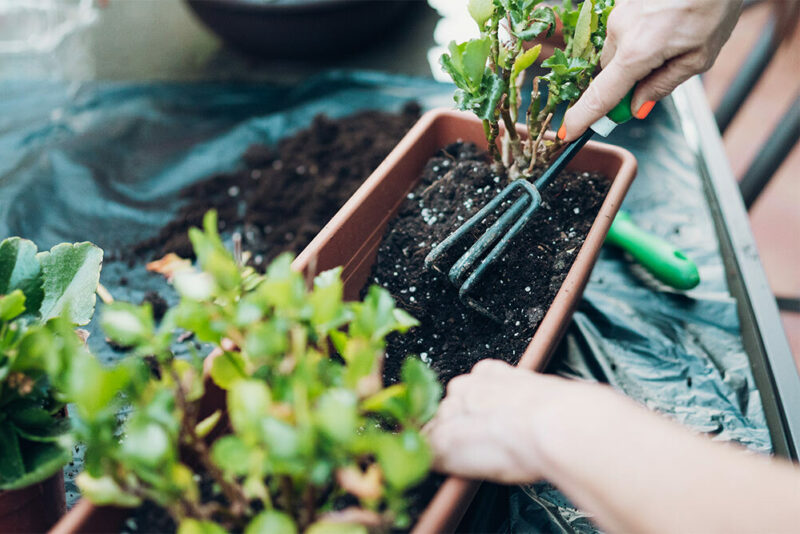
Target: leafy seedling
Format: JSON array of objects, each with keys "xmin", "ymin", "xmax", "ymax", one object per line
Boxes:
[
  {"xmin": 74, "ymin": 210, "xmax": 442, "ymax": 533},
  {"xmin": 0, "ymin": 237, "xmax": 103, "ymax": 490}
]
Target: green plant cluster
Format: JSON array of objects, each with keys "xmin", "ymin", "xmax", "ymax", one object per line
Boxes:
[
  {"xmin": 440, "ymin": 0, "xmax": 615, "ymax": 178},
  {"xmin": 73, "ymin": 211, "xmax": 441, "ymax": 533},
  {"xmin": 0, "ymin": 237, "xmax": 103, "ymax": 490}
]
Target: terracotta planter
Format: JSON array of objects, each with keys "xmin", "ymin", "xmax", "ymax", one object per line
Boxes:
[
  {"xmin": 293, "ymin": 109, "xmax": 637, "ymax": 532},
  {"xmin": 0, "ymin": 470, "xmax": 66, "ymax": 532},
  {"xmin": 52, "ymin": 109, "xmax": 636, "ymax": 534}
]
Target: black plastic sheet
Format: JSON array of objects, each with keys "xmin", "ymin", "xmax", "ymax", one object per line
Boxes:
[{"xmin": 0, "ymin": 72, "xmax": 770, "ymax": 528}]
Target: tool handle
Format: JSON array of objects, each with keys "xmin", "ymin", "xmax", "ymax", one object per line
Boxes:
[
  {"xmin": 606, "ymin": 87, "xmax": 636, "ymax": 124},
  {"xmin": 606, "ymin": 211, "xmax": 700, "ymax": 290},
  {"xmin": 590, "ymin": 87, "xmax": 637, "ymax": 136}
]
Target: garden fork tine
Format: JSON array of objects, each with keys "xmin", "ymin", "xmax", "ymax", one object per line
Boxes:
[
  {"xmin": 424, "ymin": 129, "xmax": 594, "ymax": 321},
  {"xmin": 425, "ymin": 89, "xmax": 639, "ymax": 321}
]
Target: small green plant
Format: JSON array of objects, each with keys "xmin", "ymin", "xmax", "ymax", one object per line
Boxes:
[
  {"xmin": 75, "ymin": 211, "xmax": 441, "ymax": 533},
  {"xmin": 0, "ymin": 237, "xmax": 103, "ymax": 490},
  {"xmin": 441, "ymin": 0, "xmax": 615, "ymax": 178}
]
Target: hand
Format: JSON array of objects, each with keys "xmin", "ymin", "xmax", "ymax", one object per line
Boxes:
[
  {"xmin": 424, "ymin": 359, "xmax": 586, "ymax": 484},
  {"xmin": 561, "ymin": 0, "xmax": 743, "ymax": 141}
]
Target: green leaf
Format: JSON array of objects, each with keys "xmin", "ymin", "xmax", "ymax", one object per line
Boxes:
[
  {"xmin": 461, "ymin": 38, "xmax": 491, "ymax": 89},
  {"xmin": 76, "ymin": 473, "xmax": 142, "ymax": 507},
  {"xmin": 228, "ymin": 379, "xmax": 270, "ymax": 441},
  {"xmin": 402, "ymin": 358, "xmax": 442, "ymax": 424},
  {"xmin": 467, "ymin": 0, "xmax": 494, "ymax": 27},
  {"xmin": 177, "ymin": 519, "xmax": 227, "ymax": 534},
  {"xmin": 121, "ymin": 419, "xmax": 174, "ymax": 469},
  {"xmin": 362, "ymin": 384, "xmax": 407, "ymax": 421},
  {"xmin": 440, "ymin": 53, "xmax": 470, "ymax": 93},
  {"xmin": 512, "ymin": 44, "xmax": 542, "ymax": 78},
  {"xmin": 36, "ymin": 241, "xmax": 103, "ymax": 325},
  {"xmin": 306, "ymin": 522, "xmax": 367, "ymax": 534},
  {"xmin": 0, "ymin": 421, "xmax": 25, "ymax": 486},
  {"xmin": 560, "ymin": 81, "xmax": 581, "ymax": 101},
  {"xmin": 572, "ymin": 0, "xmax": 593, "ymax": 58},
  {"xmin": 257, "ymin": 253, "xmax": 305, "ymax": 312},
  {"xmin": 245, "ymin": 510, "xmax": 297, "ymax": 534},
  {"xmin": 101, "ymin": 302, "xmax": 154, "ymax": 347},
  {"xmin": 0, "ymin": 290, "xmax": 26, "ymax": 321},
  {"xmin": 475, "ymin": 72, "xmax": 506, "ymax": 121},
  {"xmin": 209, "ymin": 351, "xmax": 247, "ymax": 390},
  {"xmin": 188, "ymin": 211, "xmax": 240, "ymax": 293},
  {"xmin": 9, "ymin": 404, "xmax": 69, "ymax": 441},
  {"xmin": 351, "ymin": 286, "xmax": 418, "ymax": 342},
  {"xmin": 376, "ymin": 430, "xmax": 432, "ymax": 490},
  {"xmin": 211, "ymin": 434, "xmax": 251, "ymax": 476},
  {"xmin": 195, "ymin": 410, "xmax": 222, "ymax": 439},
  {"xmin": 261, "ymin": 417, "xmax": 301, "ymax": 461},
  {"xmin": 0, "ymin": 440, "xmax": 72, "ymax": 490},
  {"xmin": 442, "ymin": 38, "xmax": 491, "ymax": 93},
  {"xmin": 244, "ymin": 320, "xmax": 289, "ymax": 364},
  {"xmin": 309, "ymin": 267, "xmax": 350, "ymax": 333},
  {"xmin": 62, "ymin": 348, "xmax": 131, "ymax": 418},
  {"xmin": 173, "ymin": 271, "xmax": 215, "ymax": 301},
  {"xmin": 517, "ymin": 7, "xmax": 557, "ymax": 40},
  {"xmin": 315, "ymin": 388, "xmax": 358, "ymax": 444},
  {"xmin": 0, "ymin": 237, "xmax": 43, "ymax": 315},
  {"xmin": 340, "ymin": 338, "xmax": 380, "ymax": 390}
]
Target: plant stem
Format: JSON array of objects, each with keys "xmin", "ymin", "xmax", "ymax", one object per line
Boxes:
[
  {"xmin": 483, "ymin": 119, "xmax": 502, "ymax": 163},
  {"xmin": 500, "ymin": 106, "xmax": 527, "ymax": 175},
  {"xmin": 170, "ymin": 365, "xmax": 251, "ymax": 519},
  {"xmin": 298, "ymin": 484, "xmax": 317, "ymax": 531},
  {"xmin": 529, "ymin": 112, "xmax": 553, "ymax": 172},
  {"xmin": 525, "ymin": 77, "xmax": 540, "ymax": 157}
]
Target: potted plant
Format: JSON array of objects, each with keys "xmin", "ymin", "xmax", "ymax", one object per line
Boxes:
[
  {"xmin": 52, "ymin": 212, "xmax": 443, "ymax": 533},
  {"xmin": 0, "ymin": 237, "xmax": 103, "ymax": 531},
  {"xmin": 292, "ymin": 0, "xmax": 634, "ymax": 529}
]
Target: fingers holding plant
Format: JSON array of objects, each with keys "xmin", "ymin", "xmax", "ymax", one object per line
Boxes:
[{"xmin": 562, "ymin": 0, "xmax": 743, "ymax": 140}]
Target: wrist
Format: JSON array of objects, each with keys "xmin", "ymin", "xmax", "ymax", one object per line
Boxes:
[{"xmin": 525, "ymin": 378, "xmax": 618, "ymax": 482}]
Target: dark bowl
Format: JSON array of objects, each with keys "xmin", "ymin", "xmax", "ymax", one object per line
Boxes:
[{"xmin": 185, "ymin": 0, "xmax": 416, "ymax": 60}]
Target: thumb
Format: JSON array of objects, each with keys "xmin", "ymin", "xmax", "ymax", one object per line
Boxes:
[{"xmin": 561, "ymin": 56, "xmax": 646, "ymax": 142}]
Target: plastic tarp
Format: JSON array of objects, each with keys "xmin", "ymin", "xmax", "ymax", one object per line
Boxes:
[{"xmin": 0, "ymin": 72, "xmax": 771, "ymax": 530}]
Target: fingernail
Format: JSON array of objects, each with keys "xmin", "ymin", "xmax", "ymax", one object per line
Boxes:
[
  {"xmin": 557, "ymin": 124, "xmax": 566, "ymax": 140},
  {"xmin": 635, "ymin": 101, "xmax": 656, "ymax": 119}
]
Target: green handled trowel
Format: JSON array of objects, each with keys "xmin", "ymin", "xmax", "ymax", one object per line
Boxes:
[{"xmin": 606, "ymin": 210, "xmax": 700, "ymax": 290}]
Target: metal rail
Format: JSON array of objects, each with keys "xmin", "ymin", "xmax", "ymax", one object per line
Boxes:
[{"xmin": 673, "ymin": 78, "xmax": 800, "ymax": 460}]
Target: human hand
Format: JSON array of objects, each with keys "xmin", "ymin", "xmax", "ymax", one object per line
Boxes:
[
  {"xmin": 424, "ymin": 359, "xmax": 586, "ymax": 484},
  {"xmin": 560, "ymin": 0, "xmax": 743, "ymax": 141}
]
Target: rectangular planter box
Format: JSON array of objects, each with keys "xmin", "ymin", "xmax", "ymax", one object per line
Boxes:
[
  {"xmin": 51, "ymin": 109, "xmax": 636, "ymax": 534},
  {"xmin": 293, "ymin": 108, "xmax": 637, "ymax": 533}
]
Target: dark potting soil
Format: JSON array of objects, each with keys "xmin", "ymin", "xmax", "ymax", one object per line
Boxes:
[
  {"xmin": 368, "ymin": 141, "xmax": 609, "ymax": 386},
  {"xmin": 128, "ymin": 103, "xmax": 421, "ymax": 264}
]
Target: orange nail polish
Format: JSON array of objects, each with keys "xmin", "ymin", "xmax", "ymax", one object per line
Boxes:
[
  {"xmin": 557, "ymin": 124, "xmax": 566, "ymax": 140},
  {"xmin": 635, "ymin": 101, "xmax": 656, "ymax": 119}
]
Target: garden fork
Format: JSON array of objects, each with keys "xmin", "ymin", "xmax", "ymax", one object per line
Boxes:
[{"xmin": 425, "ymin": 91, "xmax": 638, "ymax": 321}]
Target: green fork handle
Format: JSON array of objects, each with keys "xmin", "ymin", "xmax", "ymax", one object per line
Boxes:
[{"xmin": 606, "ymin": 211, "xmax": 700, "ymax": 290}]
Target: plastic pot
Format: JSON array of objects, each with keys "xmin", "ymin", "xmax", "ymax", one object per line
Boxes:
[
  {"xmin": 0, "ymin": 471, "xmax": 66, "ymax": 532},
  {"xmin": 185, "ymin": 0, "xmax": 415, "ymax": 60},
  {"xmin": 293, "ymin": 108, "xmax": 637, "ymax": 532}
]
